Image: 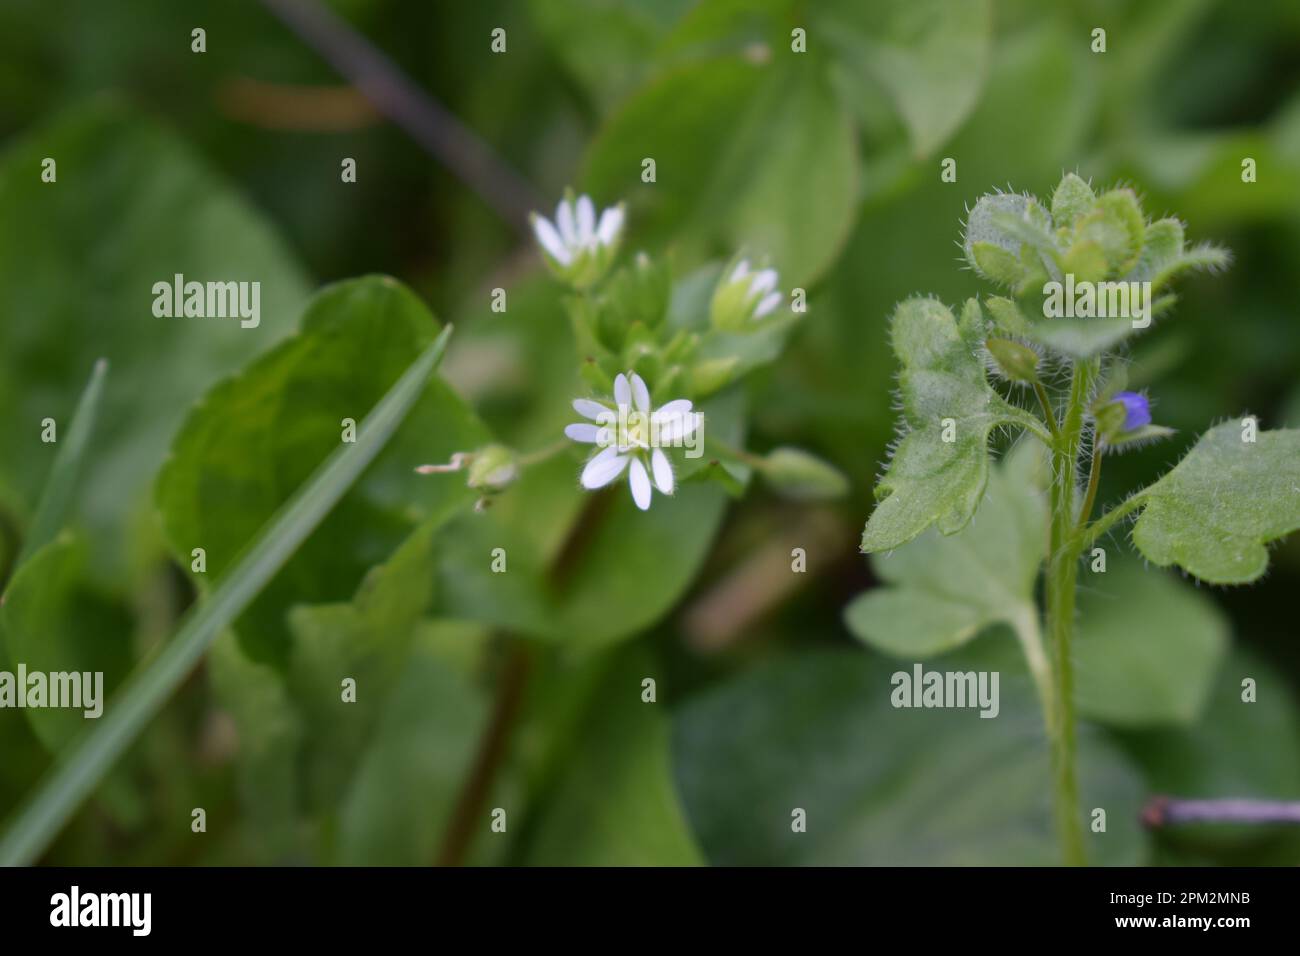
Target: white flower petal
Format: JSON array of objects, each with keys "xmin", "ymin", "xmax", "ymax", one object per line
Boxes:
[
  {"xmin": 730, "ymin": 260, "xmax": 750, "ymax": 282},
  {"xmin": 630, "ymin": 372, "xmax": 651, "ymax": 412},
  {"xmin": 565, "ymin": 423, "xmax": 602, "ymax": 443},
  {"xmin": 596, "ymin": 205, "xmax": 623, "ymax": 245},
  {"xmin": 652, "ymin": 399, "xmax": 693, "ymax": 420},
  {"xmin": 754, "ymin": 291, "xmax": 782, "ymax": 319},
  {"xmin": 651, "ymin": 448, "xmax": 674, "ymax": 494},
  {"xmin": 557, "ymin": 198, "xmax": 577, "ymax": 245},
  {"xmin": 749, "ymin": 268, "xmax": 778, "ymax": 296},
  {"xmin": 629, "ymin": 457, "xmax": 652, "ymax": 510},
  {"xmin": 572, "ymin": 398, "xmax": 609, "ymax": 421},
  {"xmin": 667, "ymin": 411, "xmax": 703, "ymax": 441},
  {"xmin": 581, "ymin": 446, "xmax": 628, "ymax": 489},
  {"xmin": 575, "ymin": 195, "xmax": 595, "ymax": 244},
  {"xmin": 613, "ymin": 372, "xmax": 631, "ymax": 407},
  {"xmin": 532, "ymin": 216, "xmax": 571, "ymax": 266}
]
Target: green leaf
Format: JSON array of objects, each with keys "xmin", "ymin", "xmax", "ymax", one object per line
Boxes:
[
  {"xmin": 1050, "ymin": 172, "xmax": 1096, "ymax": 229},
  {"xmin": 811, "ymin": 0, "xmax": 993, "ymax": 157},
  {"xmin": 155, "ymin": 276, "xmax": 489, "ymax": 665},
  {"xmin": 0, "ymin": 534, "xmax": 133, "ymax": 751},
  {"xmin": 962, "ymin": 192, "xmax": 1053, "ymax": 288},
  {"xmin": 1074, "ymin": 557, "xmax": 1229, "ymax": 727},
  {"xmin": 754, "ymin": 446, "xmax": 849, "ymax": 501},
  {"xmin": 13, "ymin": 359, "xmax": 106, "ymax": 570},
  {"xmin": 208, "ymin": 630, "xmax": 304, "ymax": 862},
  {"xmin": 333, "ymin": 622, "xmax": 488, "ymax": 866},
  {"xmin": 583, "ymin": 57, "xmax": 858, "ymax": 286},
  {"xmin": 1128, "ymin": 421, "xmax": 1300, "ymax": 584},
  {"xmin": 848, "ymin": 443, "xmax": 1045, "ymax": 656},
  {"xmin": 286, "ymin": 506, "xmax": 463, "ymax": 814},
  {"xmin": 518, "ymin": 648, "xmax": 703, "ymax": 865},
  {"xmin": 673, "ymin": 646, "xmax": 1146, "ymax": 865},
  {"xmin": 527, "ymin": 0, "xmax": 690, "ymax": 113},
  {"xmin": 861, "ymin": 297, "xmax": 1043, "ymax": 552},
  {"xmin": 0, "ymin": 102, "xmax": 311, "ymax": 557},
  {"xmin": 0, "ymin": 324, "xmax": 454, "ymax": 866}
]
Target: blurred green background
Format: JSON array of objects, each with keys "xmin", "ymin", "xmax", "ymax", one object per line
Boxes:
[{"xmin": 0, "ymin": 0, "xmax": 1297, "ymax": 865}]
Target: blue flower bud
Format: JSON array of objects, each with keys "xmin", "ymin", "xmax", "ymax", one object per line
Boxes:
[{"xmin": 1114, "ymin": 391, "xmax": 1151, "ymax": 432}]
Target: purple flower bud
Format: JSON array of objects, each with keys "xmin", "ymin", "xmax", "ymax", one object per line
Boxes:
[{"xmin": 1114, "ymin": 391, "xmax": 1151, "ymax": 432}]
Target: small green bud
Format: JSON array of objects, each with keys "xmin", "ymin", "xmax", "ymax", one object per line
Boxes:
[
  {"xmin": 1050, "ymin": 172, "xmax": 1095, "ymax": 230},
  {"xmin": 710, "ymin": 259, "xmax": 783, "ymax": 330},
  {"xmin": 757, "ymin": 447, "xmax": 849, "ymax": 501},
  {"xmin": 985, "ymin": 337, "xmax": 1040, "ymax": 383},
  {"xmin": 984, "ymin": 296, "xmax": 1029, "ymax": 336},
  {"xmin": 466, "ymin": 444, "xmax": 519, "ymax": 491}
]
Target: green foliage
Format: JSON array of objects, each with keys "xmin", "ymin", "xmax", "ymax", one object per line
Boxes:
[
  {"xmin": 674, "ymin": 647, "xmax": 1146, "ymax": 865},
  {"xmin": 961, "ymin": 176, "xmax": 1229, "ymax": 358},
  {"xmin": 0, "ymin": 102, "xmax": 310, "ymax": 557},
  {"xmin": 848, "ymin": 444, "xmax": 1044, "ymax": 657},
  {"xmin": 1075, "ymin": 557, "xmax": 1228, "ymax": 727},
  {"xmin": 0, "ymin": 323, "xmax": 455, "ymax": 865},
  {"xmin": 1129, "ymin": 421, "xmax": 1300, "ymax": 584},
  {"xmin": 859, "ymin": 297, "xmax": 1043, "ymax": 552},
  {"xmin": 155, "ymin": 277, "xmax": 488, "ymax": 665}
]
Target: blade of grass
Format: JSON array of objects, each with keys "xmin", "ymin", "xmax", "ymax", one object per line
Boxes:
[
  {"xmin": 0, "ymin": 326, "xmax": 453, "ymax": 866},
  {"xmin": 10, "ymin": 358, "xmax": 108, "ymax": 575}
]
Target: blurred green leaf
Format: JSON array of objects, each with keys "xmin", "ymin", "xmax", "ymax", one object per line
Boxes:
[
  {"xmin": 0, "ymin": 534, "xmax": 132, "ymax": 751},
  {"xmin": 334, "ymin": 623, "xmax": 488, "ymax": 866},
  {"xmin": 812, "ymin": 0, "xmax": 992, "ymax": 157},
  {"xmin": 0, "ymin": 101, "xmax": 311, "ymax": 559},
  {"xmin": 583, "ymin": 56, "xmax": 857, "ymax": 286},
  {"xmin": 518, "ymin": 647, "xmax": 702, "ymax": 865},
  {"xmin": 674, "ymin": 646, "xmax": 1146, "ymax": 865},
  {"xmin": 13, "ymin": 359, "xmax": 106, "ymax": 570},
  {"xmin": 156, "ymin": 276, "xmax": 489, "ymax": 665},
  {"xmin": 848, "ymin": 443, "xmax": 1044, "ymax": 656},
  {"xmin": 527, "ymin": 0, "xmax": 691, "ymax": 113},
  {"xmin": 1075, "ymin": 557, "xmax": 1229, "ymax": 727},
  {"xmin": 0, "ymin": 323, "xmax": 454, "ymax": 866}
]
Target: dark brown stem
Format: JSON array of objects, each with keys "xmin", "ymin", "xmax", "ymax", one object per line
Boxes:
[
  {"xmin": 434, "ymin": 642, "xmax": 532, "ymax": 866},
  {"xmin": 257, "ymin": 0, "xmax": 542, "ymax": 233}
]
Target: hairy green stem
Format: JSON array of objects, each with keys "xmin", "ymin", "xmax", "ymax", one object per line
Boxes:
[{"xmin": 1044, "ymin": 357, "xmax": 1097, "ymax": 867}]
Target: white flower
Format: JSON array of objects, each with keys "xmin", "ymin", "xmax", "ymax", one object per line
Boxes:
[
  {"xmin": 710, "ymin": 258, "xmax": 782, "ymax": 329},
  {"xmin": 531, "ymin": 192, "xmax": 624, "ymax": 289},
  {"xmin": 564, "ymin": 371, "xmax": 701, "ymax": 511}
]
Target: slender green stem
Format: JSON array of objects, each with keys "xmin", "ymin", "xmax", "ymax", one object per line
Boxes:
[
  {"xmin": 1076, "ymin": 436, "xmax": 1103, "ymax": 532},
  {"xmin": 704, "ymin": 435, "xmax": 763, "ymax": 468},
  {"xmin": 517, "ymin": 438, "xmax": 569, "ymax": 468},
  {"xmin": 1032, "ymin": 381, "xmax": 1060, "ymax": 441},
  {"xmin": 1044, "ymin": 356, "xmax": 1097, "ymax": 867},
  {"xmin": 1080, "ymin": 491, "xmax": 1148, "ymax": 551}
]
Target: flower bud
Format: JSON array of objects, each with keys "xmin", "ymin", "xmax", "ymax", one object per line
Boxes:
[
  {"xmin": 757, "ymin": 447, "xmax": 848, "ymax": 501},
  {"xmin": 466, "ymin": 444, "xmax": 519, "ymax": 492},
  {"xmin": 985, "ymin": 337, "xmax": 1040, "ymax": 384},
  {"xmin": 710, "ymin": 259, "xmax": 782, "ymax": 330}
]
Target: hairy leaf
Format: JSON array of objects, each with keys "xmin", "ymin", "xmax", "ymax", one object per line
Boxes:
[
  {"xmin": 848, "ymin": 443, "xmax": 1044, "ymax": 655},
  {"xmin": 1130, "ymin": 421, "xmax": 1300, "ymax": 584},
  {"xmin": 861, "ymin": 297, "xmax": 1042, "ymax": 552}
]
